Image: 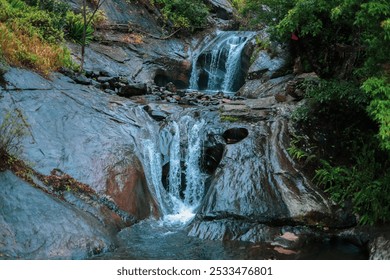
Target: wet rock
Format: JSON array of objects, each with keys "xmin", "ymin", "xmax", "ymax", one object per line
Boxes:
[
  {"xmin": 0, "ymin": 70, "xmax": 159, "ymax": 223},
  {"xmin": 248, "ymin": 49, "xmax": 289, "ymax": 80},
  {"xmin": 153, "ymin": 58, "xmax": 191, "ymax": 89},
  {"xmin": 369, "ymin": 236, "xmax": 390, "ymax": 260},
  {"xmin": 271, "ymin": 232, "xmax": 303, "ymax": 250},
  {"xmin": 165, "ymin": 82, "xmax": 177, "ymax": 93},
  {"xmin": 143, "ymin": 103, "xmax": 181, "ymax": 121},
  {"xmin": 0, "ymin": 171, "xmax": 115, "ymax": 259},
  {"xmin": 207, "ymin": 0, "xmax": 234, "ymax": 20},
  {"xmin": 97, "ymin": 76, "xmax": 117, "ymax": 84},
  {"xmin": 238, "ymin": 75, "xmax": 294, "ymax": 99},
  {"xmin": 73, "ymin": 74, "xmax": 92, "ymax": 85},
  {"xmin": 106, "ymin": 157, "xmax": 158, "ymax": 220},
  {"xmin": 201, "ymin": 143, "xmax": 225, "ymax": 174},
  {"xmin": 3, "ymin": 68, "xmax": 53, "ymax": 90},
  {"xmin": 118, "ymin": 83, "xmax": 147, "ymax": 97},
  {"xmin": 188, "ymin": 220, "xmax": 279, "ymax": 243},
  {"xmin": 273, "ymin": 247, "xmax": 299, "ymax": 255},
  {"xmin": 198, "ymin": 119, "xmax": 335, "ymax": 225},
  {"xmin": 90, "ymin": 44, "xmax": 129, "ymax": 64}
]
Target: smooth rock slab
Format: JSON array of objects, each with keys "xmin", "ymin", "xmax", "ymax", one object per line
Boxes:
[
  {"xmin": 0, "ymin": 171, "xmax": 115, "ymax": 259},
  {"xmin": 0, "ymin": 69, "xmax": 159, "ymax": 221}
]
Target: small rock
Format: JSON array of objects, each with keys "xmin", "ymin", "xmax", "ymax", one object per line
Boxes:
[
  {"xmin": 99, "ymin": 70, "xmax": 113, "ymax": 77},
  {"xmin": 118, "ymin": 76, "xmax": 129, "ymax": 84},
  {"xmin": 97, "ymin": 76, "xmax": 116, "ymax": 83},
  {"xmin": 273, "ymin": 246, "xmax": 299, "ymax": 255},
  {"xmin": 166, "ymin": 97, "xmax": 178, "ymax": 103},
  {"xmin": 165, "ymin": 82, "xmax": 177, "ymax": 93},
  {"xmin": 73, "ymin": 74, "xmax": 92, "ymax": 85},
  {"xmin": 118, "ymin": 83, "xmax": 147, "ymax": 98},
  {"xmin": 370, "ymin": 236, "xmax": 390, "ymax": 260},
  {"xmin": 275, "ymin": 93, "xmax": 287, "ymax": 103},
  {"xmin": 104, "ymin": 89, "xmax": 116, "ymax": 95},
  {"xmin": 172, "ymin": 95, "xmax": 181, "ymax": 101},
  {"xmin": 280, "ymin": 232, "xmax": 299, "ymax": 242}
]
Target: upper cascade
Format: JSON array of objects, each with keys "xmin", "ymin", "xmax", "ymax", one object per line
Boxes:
[{"xmin": 189, "ymin": 31, "xmax": 255, "ymax": 94}]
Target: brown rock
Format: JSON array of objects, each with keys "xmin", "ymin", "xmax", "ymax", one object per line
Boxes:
[
  {"xmin": 273, "ymin": 246, "xmax": 299, "ymax": 255},
  {"xmin": 275, "ymin": 93, "xmax": 287, "ymax": 103},
  {"xmin": 280, "ymin": 232, "xmax": 299, "ymax": 242},
  {"xmin": 106, "ymin": 158, "xmax": 159, "ymax": 220}
]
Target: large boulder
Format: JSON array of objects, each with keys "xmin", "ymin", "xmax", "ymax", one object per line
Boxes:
[
  {"xmin": 247, "ymin": 48, "xmax": 289, "ymax": 80},
  {"xmin": 238, "ymin": 75, "xmax": 294, "ymax": 99}
]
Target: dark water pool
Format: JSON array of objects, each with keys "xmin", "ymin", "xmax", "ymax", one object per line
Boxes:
[{"xmin": 92, "ymin": 219, "xmax": 367, "ymax": 260}]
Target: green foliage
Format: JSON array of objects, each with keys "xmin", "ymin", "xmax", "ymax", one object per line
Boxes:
[
  {"xmin": 152, "ymin": 0, "xmax": 209, "ymax": 30},
  {"xmin": 239, "ymin": 0, "xmax": 294, "ymax": 30},
  {"xmin": 305, "ymin": 79, "xmax": 367, "ymax": 108},
  {"xmin": 362, "ymin": 77, "xmax": 390, "ymax": 151},
  {"xmin": 314, "ymin": 141, "xmax": 390, "ymax": 225},
  {"xmin": 287, "ymin": 134, "xmax": 316, "ymax": 162},
  {"xmin": 0, "ymin": 0, "xmax": 66, "ymax": 42},
  {"xmin": 0, "ymin": 0, "xmax": 77, "ymax": 72},
  {"xmin": 239, "ymin": 0, "xmax": 390, "ymax": 225},
  {"xmin": 220, "ymin": 115, "xmax": 240, "ymax": 122},
  {"xmin": 64, "ymin": 11, "xmax": 94, "ymax": 44},
  {"xmin": 290, "ymin": 77, "xmax": 389, "ymax": 225},
  {"xmin": 240, "ymin": 0, "xmax": 390, "ymax": 78}
]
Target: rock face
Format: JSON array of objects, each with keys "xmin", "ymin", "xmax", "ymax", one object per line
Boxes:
[
  {"xmin": 189, "ymin": 117, "xmax": 337, "ymax": 238},
  {"xmin": 207, "ymin": 0, "xmax": 234, "ymax": 20},
  {"xmin": 0, "ymin": 68, "xmax": 159, "ymax": 221},
  {"xmin": 201, "ymin": 119, "xmax": 330, "ymax": 224},
  {"xmin": 0, "ymin": 171, "xmax": 115, "ymax": 259}
]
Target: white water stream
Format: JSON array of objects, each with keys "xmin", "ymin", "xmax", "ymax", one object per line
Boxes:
[{"xmin": 189, "ymin": 31, "xmax": 255, "ymax": 93}]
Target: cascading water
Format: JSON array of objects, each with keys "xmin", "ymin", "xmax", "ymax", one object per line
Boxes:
[
  {"xmin": 189, "ymin": 31, "xmax": 255, "ymax": 93},
  {"xmin": 138, "ymin": 112, "xmax": 208, "ymax": 225}
]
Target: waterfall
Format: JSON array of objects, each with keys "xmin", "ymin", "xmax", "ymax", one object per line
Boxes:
[
  {"xmin": 167, "ymin": 121, "xmax": 181, "ymax": 199},
  {"xmin": 139, "ymin": 112, "xmax": 207, "ymax": 225},
  {"xmin": 189, "ymin": 31, "xmax": 255, "ymax": 93},
  {"xmin": 183, "ymin": 118, "xmax": 206, "ymax": 206}
]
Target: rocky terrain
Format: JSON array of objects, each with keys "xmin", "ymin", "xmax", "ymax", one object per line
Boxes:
[{"xmin": 1, "ymin": 0, "xmax": 389, "ymax": 259}]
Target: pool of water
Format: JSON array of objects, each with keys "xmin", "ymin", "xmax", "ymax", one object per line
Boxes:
[{"xmin": 92, "ymin": 219, "xmax": 368, "ymax": 260}]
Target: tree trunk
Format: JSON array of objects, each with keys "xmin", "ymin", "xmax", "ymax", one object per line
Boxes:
[{"xmin": 80, "ymin": 0, "xmax": 87, "ymax": 72}]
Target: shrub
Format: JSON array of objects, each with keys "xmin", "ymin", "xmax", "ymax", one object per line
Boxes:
[
  {"xmin": 314, "ymin": 141, "xmax": 390, "ymax": 225},
  {"xmin": 0, "ymin": 22, "xmax": 73, "ymax": 74},
  {"xmin": 0, "ymin": 110, "xmax": 27, "ymax": 169},
  {"xmin": 64, "ymin": 11, "xmax": 94, "ymax": 44},
  {"xmin": 153, "ymin": 0, "xmax": 209, "ymax": 30},
  {"xmin": 362, "ymin": 77, "xmax": 390, "ymax": 151},
  {"xmin": 290, "ymin": 78, "xmax": 390, "ymax": 225},
  {"xmin": 0, "ymin": 0, "xmax": 76, "ymax": 73}
]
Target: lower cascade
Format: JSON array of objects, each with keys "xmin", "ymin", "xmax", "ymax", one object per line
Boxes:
[
  {"xmin": 189, "ymin": 31, "xmax": 255, "ymax": 93},
  {"xmin": 94, "ymin": 108, "xmax": 367, "ymax": 260},
  {"xmin": 138, "ymin": 111, "xmax": 210, "ymax": 225}
]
